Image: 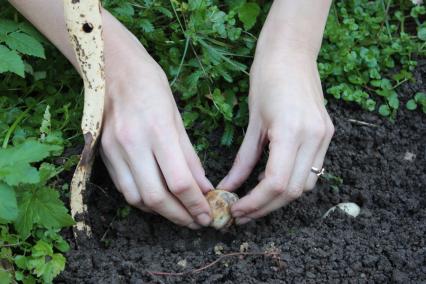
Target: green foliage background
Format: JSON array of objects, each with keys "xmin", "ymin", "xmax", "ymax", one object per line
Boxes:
[{"xmin": 0, "ymin": 0, "xmax": 425, "ymax": 283}]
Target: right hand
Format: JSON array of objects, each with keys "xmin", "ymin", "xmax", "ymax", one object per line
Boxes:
[{"xmin": 100, "ymin": 40, "xmax": 213, "ymax": 230}]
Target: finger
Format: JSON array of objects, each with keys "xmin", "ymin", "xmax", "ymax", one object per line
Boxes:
[
  {"xmin": 230, "ymin": 133, "xmax": 300, "ymax": 218},
  {"xmin": 241, "ymin": 138, "xmax": 323, "ymax": 222},
  {"xmin": 217, "ymin": 122, "xmax": 265, "ymax": 191},
  {"xmin": 305, "ymin": 116, "xmax": 334, "ymax": 190},
  {"xmin": 128, "ymin": 150, "xmax": 200, "ymax": 229},
  {"xmin": 153, "ymin": 130, "xmax": 212, "ymax": 226},
  {"xmin": 100, "ymin": 144, "xmax": 150, "ymax": 212},
  {"xmin": 285, "ymin": 135, "xmax": 323, "ymax": 197},
  {"xmin": 176, "ymin": 117, "xmax": 214, "ymax": 193}
]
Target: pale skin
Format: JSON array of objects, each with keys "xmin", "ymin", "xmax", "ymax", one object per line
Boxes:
[{"xmin": 9, "ymin": 0, "xmax": 334, "ymax": 228}]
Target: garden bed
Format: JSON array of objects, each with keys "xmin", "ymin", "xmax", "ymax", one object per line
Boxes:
[{"xmin": 57, "ymin": 64, "xmax": 426, "ymax": 283}]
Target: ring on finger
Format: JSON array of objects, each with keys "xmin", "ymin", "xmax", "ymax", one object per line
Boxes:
[{"xmin": 310, "ymin": 167, "xmax": 325, "ymax": 177}]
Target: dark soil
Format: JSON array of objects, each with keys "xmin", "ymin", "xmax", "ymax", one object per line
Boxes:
[{"xmin": 58, "ymin": 65, "xmax": 426, "ymax": 283}]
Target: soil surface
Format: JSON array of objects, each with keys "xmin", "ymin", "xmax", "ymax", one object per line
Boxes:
[{"xmin": 58, "ymin": 65, "xmax": 426, "ymax": 283}]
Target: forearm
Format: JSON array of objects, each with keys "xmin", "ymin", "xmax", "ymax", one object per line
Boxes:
[
  {"xmin": 8, "ymin": 0, "xmax": 153, "ymax": 78},
  {"xmin": 257, "ymin": 0, "xmax": 332, "ymax": 60}
]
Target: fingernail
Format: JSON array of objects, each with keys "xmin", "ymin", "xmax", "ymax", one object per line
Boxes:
[
  {"xmin": 232, "ymin": 210, "xmax": 244, "ymax": 218},
  {"xmin": 236, "ymin": 217, "xmax": 252, "ymax": 225},
  {"xmin": 204, "ymin": 178, "xmax": 214, "ymax": 190},
  {"xmin": 196, "ymin": 213, "xmax": 211, "ymax": 226},
  {"xmin": 188, "ymin": 222, "xmax": 202, "ymax": 230}
]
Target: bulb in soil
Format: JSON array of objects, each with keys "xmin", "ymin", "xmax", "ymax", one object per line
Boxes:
[
  {"xmin": 323, "ymin": 202, "xmax": 361, "ymax": 218},
  {"xmin": 206, "ymin": 190, "xmax": 239, "ymax": 230}
]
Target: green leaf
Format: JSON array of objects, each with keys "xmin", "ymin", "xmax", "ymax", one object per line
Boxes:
[
  {"xmin": 0, "ymin": 19, "xmax": 18, "ymax": 34},
  {"xmin": 139, "ymin": 19, "xmax": 154, "ymax": 33},
  {"xmin": 211, "ymin": 89, "xmax": 233, "ymax": 121},
  {"xmin": 15, "ymin": 187, "xmax": 75, "ymax": 239},
  {"xmin": 113, "ymin": 3, "xmax": 134, "ymax": 17},
  {"xmin": 18, "ymin": 22, "xmax": 46, "ymax": 43},
  {"xmin": 221, "ymin": 122, "xmax": 234, "ymax": 146},
  {"xmin": 182, "ymin": 111, "xmax": 199, "ymax": 128},
  {"xmin": 0, "ymin": 45, "xmax": 25, "ymax": 77},
  {"xmin": 40, "ymin": 105, "xmax": 51, "ymax": 140},
  {"xmin": 4, "ymin": 32, "xmax": 45, "ymax": 58},
  {"xmin": 406, "ymin": 99, "xmax": 417, "ymax": 110},
  {"xmin": 24, "ymin": 240, "xmax": 66, "ymax": 284},
  {"xmin": 388, "ymin": 93, "xmax": 399, "ymax": 109},
  {"xmin": 32, "ymin": 253, "xmax": 65, "ymax": 284},
  {"xmin": 378, "ymin": 104, "xmax": 391, "ymax": 116},
  {"xmin": 0, "ymin": 140, "xmax": 62, "ymax": 186},
  {"xmin": 0, "ymin": 183, "xmax": 18, "ymax": 222},
  {"xmin": 0, "ymin": 270, "xmax": 12, "ymax": 284},
  {"xmin": 32, "ymin": 240, "xmax": 53, "ymax": 257},
  {"xmin": 414, "ymin": 92, "xmax": 426, "ymax": 105},
  {"xmin": 238, "ymin": 3, "xmax": 260, "ymax": 30},
  {"xmin": 417, "ymin": 26, "xmax": 426, "ymax": 41},
  {"xmin": 14, "ymin": 255, "xmax": 28, "ymax": 270}
]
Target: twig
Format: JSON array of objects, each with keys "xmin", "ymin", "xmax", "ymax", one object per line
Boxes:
[
  {"xmin": 87, "ymin": 181, "xmax": 109, "ymax": 196},
  {"xmin": 0, "ymin": 243, "xmax": 21, "ymax": 248},
  {"xmin": 147, "ymin": 251, "xmax": 280, "ymax": 276},
  {"xmin": 100, "ymin": 215, "xmax": 117, "ymax": 243},
  {"xmin": 347, "ymin": 118, "xmax": 379, "ymax": 128}
]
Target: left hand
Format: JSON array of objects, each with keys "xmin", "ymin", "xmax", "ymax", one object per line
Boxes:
[{"xmin": 217, "ymin": 46, "xmax": 334, "ymax": 225}]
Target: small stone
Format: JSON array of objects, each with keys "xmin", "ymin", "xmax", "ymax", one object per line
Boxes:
[
  {"xmin": 240, "ymin": 242, "xmax": 249, "ymax": 253},
  {"xmin": 214, "ymin": 244, "xmax": 224, "ymax": 255},
  {"xmin": 177, "ymin": 259, "xmax": 187, "ymax": 268},
  {"xmin": 403, "ymin": 151, "xmax": 416, "ymax": 162}
]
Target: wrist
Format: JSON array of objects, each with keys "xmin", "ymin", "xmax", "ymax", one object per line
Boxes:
[
  {"xmin": 255, "ymin": 0, "xmax": 332, "ymax": 63},
  {"xmin": 102, "ymin": 9, "xmax": 158, "ymax": 80},
  {"xmin": 255, "ymin": 21, "xmax": 320, "ymax": 63}
]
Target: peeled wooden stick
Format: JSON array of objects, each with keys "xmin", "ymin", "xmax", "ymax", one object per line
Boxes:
[{"xmin": 64, "ymin": 0, "xmax": 105, "ymax": 239}]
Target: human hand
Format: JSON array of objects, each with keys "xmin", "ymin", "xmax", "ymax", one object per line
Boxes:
[
  {"xmin": 99, "ymin": 27, "xmax": 213, "ymax": 229},
  {"xmin": 217, "ymin": 44, "xmax": 334, "ymax": 225}
]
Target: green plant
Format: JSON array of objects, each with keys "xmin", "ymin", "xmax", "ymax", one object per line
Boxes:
[
  {"xmin": 0, "ymin": 17, "xmax": 45, "ymax": 77},
  {"xmin": 320, "ymin": 0, "xmax": 426, "ymax": 118},
  {"xmin": 406, "ymin": 91, "xmax": 426, "ymax": 112},
  {"xmin": 321, "ymin": 172, "xmax": 344, "ymax": 193},
  {"xmin": 0, "ymin": 132, "xmax": 75, "ymax": 283},
  {"xmin": 0, "ymin": 6, "xmax": 81, "ymax": 283}
]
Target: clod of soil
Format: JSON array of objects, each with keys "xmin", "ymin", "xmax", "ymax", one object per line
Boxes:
[{"xmin": 206, "ymin": 189, "xmax": 239, "ymax": 230}]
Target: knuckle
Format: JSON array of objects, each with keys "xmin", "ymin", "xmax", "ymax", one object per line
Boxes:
[
  {"xmin": 100, "ymin": 133, "xmax": 114, "ymax": 151},
  {"xmin": 186, "ymin": 201, "xmax": 206, "ymax": 215},
  {"xmin": 244, "ymin": 203, "xmax": 261, "ymax": 213},
  {"xmin": 144, "ymin": 192, "xmax": 166, "ymax": 209},
  {"xmin": 147, "ymin": 115, "xmax": 174, "ymax": 136},
  {"xmin": 115, "ymin": 127, "xmax": 137, "ymax": 148},
  {"xmin": 119, "ymin": 185, "xmax": 141, "ymax": 206},
  {"xmin": 124, "ymin": 194, "xmax": 142, "ymax": 207},
  {"xmin": 327, "ymin": 121, "xmax": 335, "ymax": 138},
  {"xmin": 268, "ymin": 178, "xmax": 286, "ymax": 195},
  {"xmin": 169, "ymin": 177, "xmax": 193, "ymax": 195},
  {"xmin": 270, "ymin": 120, "xmax": 302, "ymax": 139},
  {"xmin": 308, "ymin": 123, "xmax": 326, "ymax": 139},
  {"xmin": 117, "ymin": 179, "xmax": 133, "ymax": 194},
  {"xmin": 286, "ymin": 185, "xmax": 304, "ymax": 200}
]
